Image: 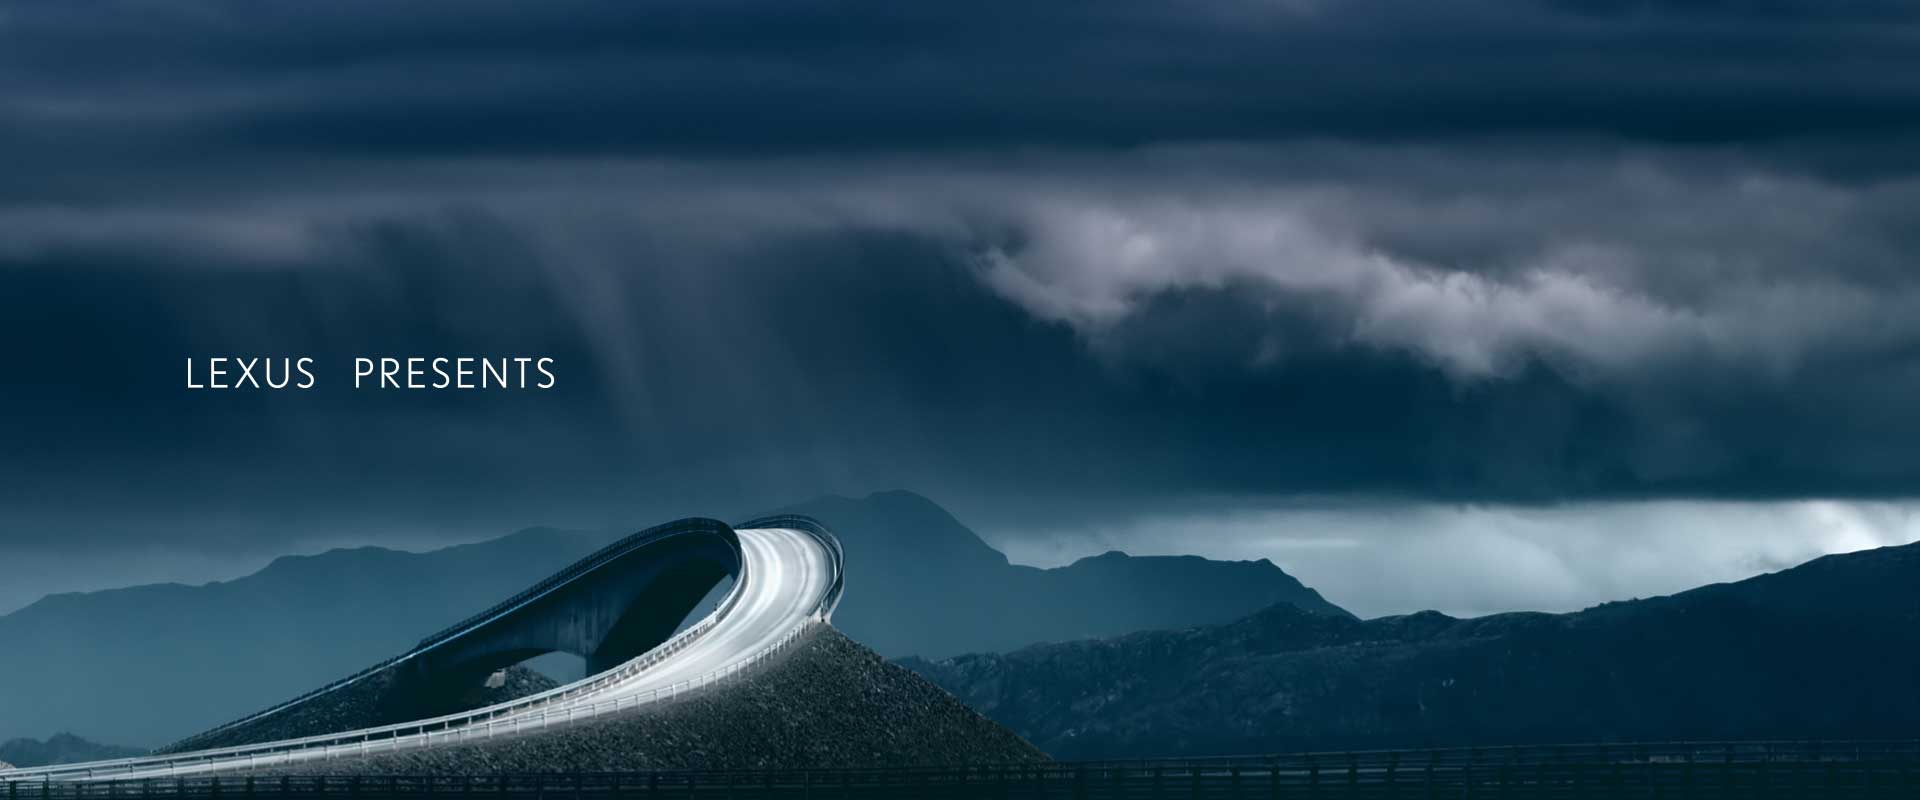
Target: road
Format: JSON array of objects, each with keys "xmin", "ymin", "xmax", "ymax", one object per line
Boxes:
[
  {"xmin": 584, "ymin": 527, "xmax": 830, "ymax": 704},
  {"xmin": 0, "ymin": 522, "xmax": 842, "ymax": 783}
]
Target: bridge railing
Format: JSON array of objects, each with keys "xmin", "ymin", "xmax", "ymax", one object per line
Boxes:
[
  {"xmin": 5, "ymin": 523, "xmax": 758, "ymax": 782},
  {"xmin": 0, "ymin": 586, "xmax": 754, "ymax": 783},
  {"xmin": 1107, "ymin": 739, "xmax": 1920, "ymax": 767},
  {"xmin": 161, "ymin": 518, "xmax": 741, "ymax": 755},
  {"xmin": 2, "ymin": 519, "xmax": 845, "ymax": 785},
  {"xmin": 7, "ymin": 739, "xmax": 1920, "ymax": 799},
  {"xmin": 0, "ymin": 614, "xmax": 827, "ymax": 785}
]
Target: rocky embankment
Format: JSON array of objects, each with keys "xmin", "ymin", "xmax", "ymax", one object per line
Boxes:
[
  {"xmin": 264, "ymin": 626, "xmax": 1045, "ymax": 774},
  {"xmin": 162, "ymin": 665, "xmax": 558, "ymax": 754}
]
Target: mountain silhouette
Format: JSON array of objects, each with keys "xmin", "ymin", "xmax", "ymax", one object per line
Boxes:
[
  {"xmin": 0, "ymin": 528, "xmax": 608, "ymax": 748},
  {"xmin": 904, "ymin": 540, "xmax": 1920, "ymax": 759},
  {"xmin": 0, "ymin": 733, "xmax": 142, "ymax": 769},
  {"xmin": 784, "ymin": 490, "xmax": 1350, "ymax": 659}
]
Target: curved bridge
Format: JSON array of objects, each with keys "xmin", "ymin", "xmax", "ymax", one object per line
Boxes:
[
  {"xmin": 1, "ymin": 516, "xmax": 844, "ymax": 783},
  {"xmin": 407, "ymin": 518, "xmax": 743, "ymax": 695}
]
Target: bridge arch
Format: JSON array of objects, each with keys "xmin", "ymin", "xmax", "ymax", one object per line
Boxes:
[
  {"xmin": 400, "ymin": 518, "xmax": 744, "ymax": 695},
  {"xmin": 154, "ymin": 515, "xmax": 841, "ymax": 757}
]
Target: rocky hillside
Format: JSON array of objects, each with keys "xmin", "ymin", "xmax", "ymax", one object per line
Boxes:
[
  {"xmin": 907, "ymin": 541, "xmax": 1920, "ymax": 759},
  {"xmin": 268, "ymin": 627, "xmax": 1044, "ymax": 774},
  {"xmin": 0, "ymin": 733, "xmax": 142, "ymax": 768}
]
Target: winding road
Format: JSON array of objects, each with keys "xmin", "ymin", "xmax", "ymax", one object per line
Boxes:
[{"xmin": 0, "ymin": 518, "xmax": 843, "ymax": 783}]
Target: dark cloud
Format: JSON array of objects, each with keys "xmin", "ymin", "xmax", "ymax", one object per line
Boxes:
[
  {"xmin": 7, "ymin": 151, "xmax": 1920, "ymax": 523},
  {"xmin": 3, "ymin": 0, "xmax": 1920, "ymax": 606},
  {"xmin": 2, "ymin": 0, "xmax": 1920, "ymax": 166}
]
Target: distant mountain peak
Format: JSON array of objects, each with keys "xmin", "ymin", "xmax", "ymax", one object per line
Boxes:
[
  {"xmin": 771, "ymin": 489, "xmax": 1353, "ymax": 657},
  {"xmin": 864, "ymin": 487, "xmax": 944, "ymax": 505},
  {"xmin": 791, "ymin": 489, "xmax": 973, "ymax": 526},
  {"xmin": 777, "ymin": 490, "xmax": 1012, "ymax": 567},
  {"xmin": 0, "ymin": 732, "xmax": 143, "ymax": 768}
]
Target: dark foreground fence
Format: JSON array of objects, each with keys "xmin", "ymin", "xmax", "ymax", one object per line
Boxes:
[{"xmin": 8, "ymin": 741, "xmax": 1920, "ymax": 799}]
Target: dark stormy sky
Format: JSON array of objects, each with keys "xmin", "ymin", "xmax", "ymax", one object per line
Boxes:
[{"xmin": 5, "ymin": 0, "xmax": 1920, "ymax": 616}]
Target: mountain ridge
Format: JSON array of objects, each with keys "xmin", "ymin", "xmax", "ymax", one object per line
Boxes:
[
  {"xmin": 0, "ymin": 733, "xmax": 143, "ymax": 769},
  {"xmin": 904, "ymin": 539, "xmax": 1920, "ymax": 759},
  {"xmin": 775, "ymin": 490, "xmax": 1351, "ymax": 658}
]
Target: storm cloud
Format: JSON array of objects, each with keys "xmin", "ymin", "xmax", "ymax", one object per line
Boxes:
[
  {"xmin": 5, "ymin": 0, "xmax": 1920, "ymax": 158},
  {"xmin": 4, "ymin": 0, "xmax": 1920, "ymax": 613}
]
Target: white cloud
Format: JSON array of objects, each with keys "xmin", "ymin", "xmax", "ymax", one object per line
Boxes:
[{"xmin": 967, "ymin": 182, "xmax": 1920, "ymax": 384}]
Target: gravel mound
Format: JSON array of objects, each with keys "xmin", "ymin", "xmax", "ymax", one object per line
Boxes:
[
  {"xmin": 163, "ymin": 666, "xmax": 558, "ymax": 754},
  {"xmin": 265, "ymin": 626, "xmax": 1045, "ymax": 774}
]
